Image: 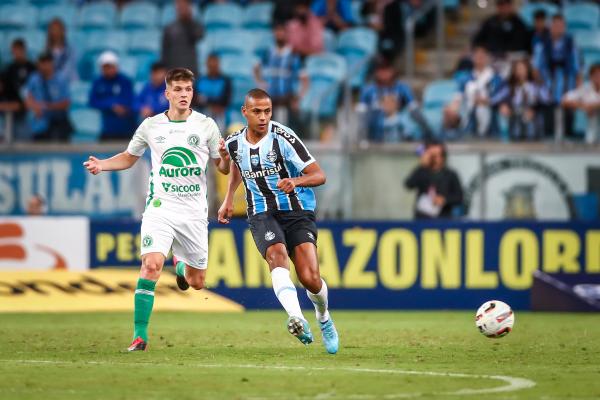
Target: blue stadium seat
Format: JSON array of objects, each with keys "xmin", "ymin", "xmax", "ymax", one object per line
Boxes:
[
  {"xmin": 203, "ymin": 3, "xmax": 243, "ymax": 32},
  {"xmin": 565, "ymin": 3, "xmax": 600, "ymax": 33},
  {"xmin": 323, "ymin": 29, "xmax": 337, "ymax": 53},
  {"xmin": 572, "ymin": 193, "xmax": 599, "ymax": 221},
  {"xmin": 519, "ymin": 2, "xmax": 559, "ymax": 27},
  {"xmin": 128, "ymin": 29, "xmax": 161, "ymax": 56},
  {"xmin": 422, "ymin": 107, "xmax": 444, "ymax": 137},
  {"xmin": 230, "ymin": 76, "xmax": 257, "ymax": 109},
  {"xmin": 336, "ymin": 27, "xmax": 377, "ymax": 87},
  {"xmin": 70, "ymin": 108, "xmax": 102, "ymax": 143},
  {"xmin": 160, "ymin": 3, "xmax": 199, "ymax": 27},
  {"xmin": 30, "ymin": 0, "xmax": 64, "ymax": 5},
  {"xmin": 39, "ymin": 4, "xmax": 78, "ymax": 28},
  {"xmin": 219, "ymin": 54, "xmax": 257, "ymax": 79},
  {"xmin": 78, "ymin": 30, "xmax": 128, "ymax": 80},
  {"xmin": 583, "ymin": 52, "xmax": 600, "ymax": 76},
  {"xmin": 120, "ymin": 2, "xmax": 159, "ymax": 30},
  {"xmin": 205, "ymin": 30, "xmax": 248, "ymax": 57},
  {"xmin": 69, "ymin": 81, "xmax": 91, "ymax": 110},
  {"xmin": 574, "ymin": 30, "xmax": 600, "ymax": 58},
  {"xmin": 0, "ymin": 4, "xmax": 38, "ymax": 30},
  {"xmin": 4, "ymin": 29, "xmax": 45, "ymax": 61},
  {"xmin": 350, "ymin": 0, "xmax": 363, "ymax": 25},
  {"xmin": 301, "ymin": 53, "xmax": 347, "ymax": 117},
  {"xmin": 77, "ymin": 1, "xmax": 117, "ymax": 31},
  {"xmin": 100, "ymin": 54, "xmax": 138, "ymax": 80},
  {"xmin": 242, "ymin": 2, "xmax": 273, "ymax": 30},
  {"xmin": 251, "ymin": 29, "xmax": 274, "ymax": 59},
  {"xmin": 423, "ymin": 79, "xmax": 459, "ymax": 109}
]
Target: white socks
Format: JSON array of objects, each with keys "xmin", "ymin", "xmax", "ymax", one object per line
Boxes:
[
  {"xmin": 271, "ymin": 267, "xmax": 304, "ymax": 319},
  {"xmin": 306, "ymin": 279, "xmax": 330, "ymax": 323}
]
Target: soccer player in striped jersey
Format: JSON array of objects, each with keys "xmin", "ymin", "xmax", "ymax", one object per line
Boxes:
[{"xmin": 218, "ymin": 89, "xmax": 339, "ymax": 354}]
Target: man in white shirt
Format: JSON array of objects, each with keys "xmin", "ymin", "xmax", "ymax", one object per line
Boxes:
[
  {"xmin": 84, "ymin": 68, "xmax": 230, "ymax": 351},
  {"xmin": 562, "ymin": 64, "xmax": 600, "ymax": 144}
]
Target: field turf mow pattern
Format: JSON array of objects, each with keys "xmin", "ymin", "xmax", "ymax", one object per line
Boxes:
[{"xmin": 0, "ymin": 311, "xmax": 598, "ymax": 399}]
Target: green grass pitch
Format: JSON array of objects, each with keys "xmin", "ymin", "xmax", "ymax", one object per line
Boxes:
[{"xmin": 0, "ymin": 311, "xmax": 598, "ymax": 399}]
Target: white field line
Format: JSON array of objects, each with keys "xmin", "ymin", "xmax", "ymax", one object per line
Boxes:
[{"xmin": 0, "ymin": 359, "xmax": 536, "ymax": 398}]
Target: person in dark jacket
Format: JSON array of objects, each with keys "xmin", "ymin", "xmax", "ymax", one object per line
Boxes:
[
  {"xmin": 472, "ymin": 0, "xmax": 530, "ymax": 57},
  {"xmin": 161, "ymin": 0, "xmax": 203, "ymax": 75},
  {"xmin": 404, "ymin": 141, "xmax": 463, "ymax": 219},
  {"xmin": 89, "ymin": 51, "xmax": 136, "ymax": 141}
]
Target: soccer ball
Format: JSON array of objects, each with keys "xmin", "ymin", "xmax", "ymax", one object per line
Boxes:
[{"xmin": 475, "ymin": 300, "xmax": 515, "ymax": 338}]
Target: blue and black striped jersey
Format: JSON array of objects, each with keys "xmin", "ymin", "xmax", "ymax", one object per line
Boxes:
[{"xmin": 225, "ymin": 120, "xmax": 317, "ymax": 216}]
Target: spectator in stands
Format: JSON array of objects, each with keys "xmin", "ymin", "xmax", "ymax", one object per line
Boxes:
[
  {"xmin": 45, "ymin": 18, "xmax": 77, "ymax": 81},
  {"xmin": 311, "ymin": 0, "xmax": 354, "ymax": 32},
  {"xmin": 24, "ymin": 53, "xmax": 72, "ymax": 142},
  {"xmin": 357, "ymin": 60, "xmax": 431, "ymax": 142},
  {"xmin": 273, "ymin": 0, "xmax": 296, "ymax": 23},
  {"xmin": 287, "ymin": 0, "xmax": 324, "ymax": 57},
  {"xmin": 472, "ymin": 0, "xmax": 530, "ymax": 57},
  {"xmin": 562, "ymin": 64, "xmax": 600, "ymax": 144},
  {"xmin": 360, "ymin": 0, "xmax": 392, "ymax": 32},
  {"xmin": 404, "ymin": 140, "xmax": 463, "ymax": 219},
  {"xmin": 534, "ymin": 14, "xmax": 580, "ymax": 137},
  {"xmin": 531, "ymin": 9, "xmax": 550, "ymax": 52},
  {"xmin": 497, "ymin": 59, "xmax": 550, "ymax": 140},
  {"xmin": 379, "ymin": 0, "xmax": 432, "ymax": 62},
  {"xmin": 444, "ymin": 46, "xmax": 504, "ymax": 137},
  {"xmin": 136, "ymin": 62, "xmax": 169, "ymax": 120},
  {"xmin": 89, "ymin": 51, "xmax": 136, "ymax": 141},
  {"xmin": 255, "ymin": 22, "xmax": 303, "ymax": 127},
  {"xmin": 162, "ymin": 0, "xmax": 204, "ymax": 75},
  {"xmin": 196, "ymin": 54, "xmax": 231, "ymax": 131},
  {"xmin": 1, "ymin": 39, "xmax": 36, "ymax": 140}
]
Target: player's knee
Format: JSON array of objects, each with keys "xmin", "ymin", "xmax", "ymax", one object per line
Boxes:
[
  {"xmin": 298, "ymin": 269, "xmax": 321, "ymax": 292},
  {"xmin": 265, "ymin": 245, "xmax": 288, "ymax": 268},
  {"xmin": 141, "ymin": 258, "xmax": 162, "ymax": 278}
]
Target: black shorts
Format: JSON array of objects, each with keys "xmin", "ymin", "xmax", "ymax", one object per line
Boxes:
[{"xmin": 248, "ymin": 211, "xmax": 318, "ymax": 258}]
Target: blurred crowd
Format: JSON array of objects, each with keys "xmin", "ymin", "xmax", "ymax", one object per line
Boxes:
[{"xmin": 0, "ymin": 0, "xmax": 599, "ymax": 144}]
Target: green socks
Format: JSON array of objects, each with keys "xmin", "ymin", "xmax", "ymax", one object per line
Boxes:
[
  {"xmin": 133, "ymin": 278, "xmax": 156, "ymax": 342},
  {"xmin": 175, "ymin": 261, "xmax": 186, "ymax": 277}
]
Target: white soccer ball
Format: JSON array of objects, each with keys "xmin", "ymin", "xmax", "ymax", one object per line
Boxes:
[{"xmin": 475, "ymin": 300, "xmax": 515, "ymax": 338}]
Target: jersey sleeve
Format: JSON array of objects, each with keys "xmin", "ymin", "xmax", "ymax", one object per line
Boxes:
[
  {"xmin": 207, "ymin": 118, "xmax": 222, "ymax": 159},
  {"xmin": 280, "ymin": 130, "xmax": 315, "ymax": 172},
  {"xmin": 126, "ymin": 118, "xmax": 149, "ymax": 156}
]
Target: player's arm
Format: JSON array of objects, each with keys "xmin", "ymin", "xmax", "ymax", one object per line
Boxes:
[
  {"xmin": 83, "ymin": 151, "xmax": 140, "ymax": 175},
  {"xmin": 212, "ymin": 138, "xmax": 231, "ymax": 175},
  {"xmin": 277, "ymin": 162, "xmax": 326, "ymax": 194},
  {"xmin": 218, "ymin": 162, "xmax": 242, "ymax": 224}
]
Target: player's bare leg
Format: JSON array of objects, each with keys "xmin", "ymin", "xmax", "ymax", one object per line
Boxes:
[
  {"xmin": 266, "ymin": 243, "xmax": 313, "ymax": 345},
  {"xmin": 173, "ymin": 257, "xmax": 206, "ymax": 291},
  {"xmin": 292, "ymin": 243, "xmax": 339, "ymax": 354},
  {"xmin": 129, "ymin": 252, "xmax": 165, "ymax": 352}
]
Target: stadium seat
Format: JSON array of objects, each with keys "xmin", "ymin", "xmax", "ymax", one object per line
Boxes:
[
  {"xmin": 323, "ymin": 29, "xmax": 337, "ymax": 53},
  {"xmin": 336, "ymin": 27, "xmax": 377, "ymax": 87},
  {"xmin": 120, "ymin": 2, "xmax": 160, "ymax": 30},
  {"xmin": 301, "ymin": 53, "xmax": 347, "ymax": 117},
  {"xmin": 160, "ymin": 3, "xmax": 199, "ymax": 27},
  {"xmin": 39, "ymin": 4, "xmax": 78, "ymax": 28},
  {"xmin": 583, "ymin": 52, "xmax": 600, "ymax": 76},
  {"xmin": 229, "ymin": 75, "xmax": 257, "ymax": 109},
  {"xmin": 421, "ymin": 107, "xmax": 444, "ymax": 137},
  {"xmin": 77, "ymin": 1, "xmax": 117, "ymax": 31},
  {"xmin": 128, "ymin": 29, "xmax": 161, "ymax": 56},
  {"xmin": 422, "ymin": 79, "xmax": 459, "ymax": 109},
  {"xmin": 4, "ymin": 29, "xmax": 45, "ymax": 61},
  {"xmin": 0, "ymin": 4, "xmax": 38, "ymax": 30},
  {"xmin": 350, "ymin": 0, "xmax": 363, "ymax": 25},
  {"xmin": 571, "ymin": 193, "xmax": 599, "ymax": 220},
  {"xmin": 69, "ymin": 81, "xmax": 91, "ymax": 110},
  {"xmin": 205, "ymin": 30, "xmax": 249, "ymax": 57},
  {"xmin": 565, "ymin": 3, "xmax": 600, "ymax": 32},
  {"xmin": 574, "ymin": 30, "xmax": 600, "ymax": 58},
  {"xmin": 219, "ymin": 54, "xmax": 257, "ymax": 79},
  {"xmin": 78, "ymin": 30, "xmax": 128, "ymax": 80},
  {"xmin": 242, "ymin": 2, "xmax": 273, "ymax": 30},
  {"xmin": 519, "ymin": 2, "xmax": 559, "ymax": 27},
  {"xmin": 30, "ymin": 0, "xmax": 64, "ymax": 5},
  {"xmin": 203, "ymin": 3, "xmax": 243, "ymax": 32},
  {"xmin": 251, "ymin": 29, "xmax": 274, "ymax": 59},
  {"xmin": 70, "ymin": 108, "xmax": 102, "ymax": 143}
]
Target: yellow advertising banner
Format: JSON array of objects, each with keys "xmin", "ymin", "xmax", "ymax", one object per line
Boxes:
[{"xmin": 0, "ymin": 269, "xmax": 244, "ymax": 313}]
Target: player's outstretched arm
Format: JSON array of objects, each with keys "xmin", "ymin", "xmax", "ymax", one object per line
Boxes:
[
  {"xmin": 213, "ymin": 138, "xmax": 231, "ymax": 175},
  {"xmin": 218, "ymin": 162, "xmax": 242, "ymax": 224},
  {"xmin": 83, "ymin": 152, "xmax": 140, "ymax": 175},
  {"xmin": 277, "ymin": 162, "xmax": 326, "ymax": 194}
]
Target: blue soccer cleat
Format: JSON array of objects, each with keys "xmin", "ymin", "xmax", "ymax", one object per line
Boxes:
[
  {"xmin": 319, "ymin": 319, "xmax": 339, "ymax": 354},
  {"xmin": 287, "ymin": 316, "xmax": 313, "ymax": 345}
]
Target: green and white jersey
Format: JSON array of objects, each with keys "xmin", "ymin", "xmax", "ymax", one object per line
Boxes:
[{"xmin": 126, "ymin": 110, "xmax": 221, "ymax": 219}]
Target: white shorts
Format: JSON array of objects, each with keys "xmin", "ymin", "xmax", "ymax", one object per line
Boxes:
[{"xmin": 140, "ymin": 213, "xmax": 209, "ymax": 269}]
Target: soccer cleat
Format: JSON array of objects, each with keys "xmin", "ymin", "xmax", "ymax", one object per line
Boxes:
[
  {"xmin": 174, "ymin": 260, "xmax": 189, "ymax": 291},
  {"xmin": 287, "ymin": 316, "xmax": 313, "ymax": 345},
  {"xmin": 319, "ymin": 319, "xmax": 339, "ymax": 354},
  {"xmin": 127, "ymin": 337, "xmax": 147, "ymax": 352}
]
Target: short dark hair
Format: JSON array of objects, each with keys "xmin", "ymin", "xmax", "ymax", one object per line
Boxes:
[
  {"xmin": 424, "ymin": 139, "xmax": 447, "ymax": 159},
  {"xmin": 38, "ymin": 52, "xmax": 53, "ymax": 63},
  {"xmin": 589, "ymin": 63, "xmax": 600, "ymax": 76},
  {"xmin": 11, "ymin": 38, "xmax": 26, "ymax": 49},
  {"xmin": 165, "ymin": 68, "xmax": 195, "ymax": 85},
  {"xmin": 552, "ymin": 13, "xmax": 564, "ymax": 22},
  {"xmin": 245, "ymin": 88, "xmax": 271, "ymax": 103},
  {"xmin": 533, "ymin": 9, "xmax": 547, "ymax": 20},
  {"xmin": 151, "ymin": 61, "xmax": 166, "ymax": 72}
]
